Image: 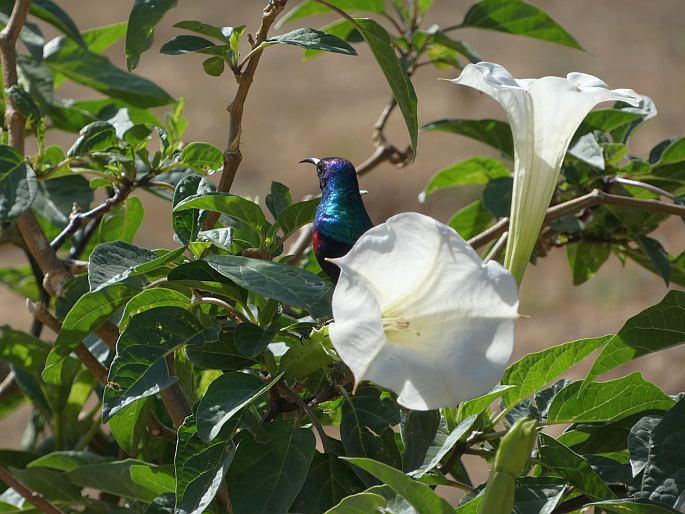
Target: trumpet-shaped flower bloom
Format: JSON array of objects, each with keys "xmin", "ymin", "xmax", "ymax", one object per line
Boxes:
[
  {"xmin": 451, "ymin": 62, "xmax": 641, "ymax": 284},
  {"xmin": 328, "ymin": 212, "xmax": 519, "ymax": 410}
]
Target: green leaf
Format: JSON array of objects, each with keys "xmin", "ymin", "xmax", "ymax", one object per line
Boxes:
[
  {"xmin": 584, "ymin": 290, "xmax": 685, "ymax": 385},
  {"xmin": 263, "ymin": 27, "xmax": 357, "ymax": 55},
  {"xmin": 292, "ymin": 449, "xmax": 364, "ymax": 513},
  {"xmin": 0, "ymin": 145, "xmax": 37, "ymax": 221},
  {"xmin": 179, "ymin": 142, "xmax": 224, "ymax": 172},
  {"xmin": 174, "ymin": 192, "xmax": 266, "ymax": 232},
  {"xmin": 578, "ymin": 109, "xmax": 645, "ymax": 136},
  {"xmin": 27, "ymin": 0, "xmax": 85, "ymax": 47},
  {"xmin": 628, "ymin": 415, "xmax": 662, "ymax": 478},
  {"xmin": 324, "ymin": 492, "xmax": 387, "ymax": 513},
  {"xmin": 66, "ymin": 459, "xmax": 157, "ymax": 501},
  {"xmin": 265, "ymin": 181, "xmax": 292, "ymax": 219},
  {"xmin": 344, "ymin": 458, "xmax": 454, "ymax": 514},
  {"xmin": 407, "ymin": 415, "xmax": 477, "ymax": 478},
  {"xmin": 175, "ymin": 414, "xmax": 236, "ymax": 514},
  {"xmin": 28, "ymin": 451, "xmax": 111, "ymax": 471},
  {"xmin": 130, "ymin": 465, "xmax": 175, "ymax": 497},
  {"xmin": 0, "ymin": 326, "xmax": 49, "ymax": 374},
  {"xmin": 281, "ymin": 329, "xmax": 335, "ymax": 379},
  {"xmin": 43, "ymin": 284, "xmax": 139, "ymax": 384},
  {"xmin": 420, "ymin": 157, "xmax": 511, "ymax": 201},
  {"xmin": 635, "ymin": 235, "xmax": 671, "ymax": 285},
  {"xmin": 482, "ymin": 176, "xmax": 513, "ymax": 218},
  {"xmin": 172, "ymin": 175, "xmax": 212, "ymax": 245},
  {"xmin": 196, "ymin": 371, "xmax": 282, "ymax": 441},
  {"xmin": 185, "ymin": 331, "xmax": 255, "ymax": 371},
  {"xmin": 109, "ymin": 399, "xmax": 150, "ymax": 456},
  {"xmin": 0, "ymin": 265, "xmax": 38, "ymax": 300},
  {"xmin": 279, "ymin": 0, "xmax": 385, "ymax": 26},
  {"xmin": 461, "ymin": 0, "xmax": 582, "ymax": 49},
  {"xmin": 98, "ymin": 195, "xmax": 145, "ymax": 243},
  {"xmin": 226, "ymin": 421, "xmax": 316, "ymax": 514},
  {"xmin": 160, "ymin": 35, "xmax": 227, "ymax": 56},
  {"xmin": 355, "ymin": 18, "xmax": 418, "ymax": 157},
  {"xmin": 538, "ymin": 433, "xmax": 615, "ymax": 500},
  {"xmin": 126, "ymin": 0, "xmax": 178, "ymax": 70},
  {"xmin": 276, "ymin": 198, "xmax": 320, "ymax": 239},
  {"xmin": 421, "ymin": 119, "xmax": 513, "ymax": 157},
  {"xmin": 502, "ymin": 336, "xmax": 609, "ymax": 408},
  {"xmin": 202, "ymin": 56, "xmax": 225, "ymax": 77},
  {"xmin": 82, "ymin": 22, "xmax": 128, "ymax": 53},
  {"xmin": 44, "ymin": 38, "xmax": 174, "ymax": 108},
  {"xmin": 588, "ymin": 499, "xmax": 682, "ymax": 514},
  {"xmin": 8, "ymin": 467, "xmax": 82, "ymax": 501},
  {"xmin": 206, "ymin": 255, "xmax": 333, "ymax": 318},
  {"xmin": 102, "ymin": 306, "xmax": 219, "ymax": 421},
  {"xmin": 512, "ymin": 477, "xmax": 566, "ymax": 514},
  {"xmin": 455, "ymin": 385, "xmax": 515, "ymax": 422},
  {"xmin": 67, "ymin": 121, "xmax": 118, "ymax": 156},
  {"xmin": 166, "ymin": 260, "xmax": 243, "ymax": 302},
  {"xmin": 120, "ymin": 288, "xmax": 190, "ymax": 331},
  {"xmin": 89, "ymin": 242, "xmax": 185, "ymax": 292},
  {"xmin": 566, "ymin": 242, "xmax": 611, "ymax": 285},
  {"xmin": 637, "ymin": 398, "xmax": 685, "ymax": 506},
  {"xmin": 547, "ymin": 374, "xmax": 675, "ymax": 424},
  {"xmin": 447, "ymin": 200, "xmax": 493, "ymax": 240},
  {"xmin": 400, "ymin": 410, "xmax": 440, "ymax": 473},
  {"xmin": 173, "ymin": 20, "xmax": 233, "ymax": 42},
  {"xmin": 33, "ymin": 175, "xmax": 93, "ymax": 228}
]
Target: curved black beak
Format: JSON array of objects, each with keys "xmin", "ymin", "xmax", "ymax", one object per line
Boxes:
[{"xmin": 299, "ymin": 157, "xmax": 321, "ymax": 166}]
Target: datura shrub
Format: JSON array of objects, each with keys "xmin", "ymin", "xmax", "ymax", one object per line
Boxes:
[{"xmin": 0, "ymin": 2, "xmax": 684, "ymax": 514}]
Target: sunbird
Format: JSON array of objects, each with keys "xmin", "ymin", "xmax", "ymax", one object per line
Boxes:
[{"xmin": 300, "ymin": 157, "xmax": 373, "ymax": 283}]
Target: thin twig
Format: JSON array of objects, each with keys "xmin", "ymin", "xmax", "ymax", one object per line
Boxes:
[
  {"xmin": 607, "ymin": 176, "xmax": 675, "ymax": 199},
  {"xmin": 191, "ymin": 296, "xmax": 246, "ymax": 324},
  {"xmin": 278, "ymin": 382, "xmax": 329, "ymax": 452},
  {"xmin": 0, "ymin": 466, "xmax": 65, "ymax": 514},
  {"xmin": 483, "ymin": 231, "xmax": 507, "ymax": 262},
  {"xmin": 208, "ymin": 0, "xmax": 288, "ymax": 223},
  {"xmin": 51, "ymin": 181, "xmax": 132, "ymax": 250},
  {"xmin": 468, "ymin": 188, "xmax": 685, "ymax": 249}
]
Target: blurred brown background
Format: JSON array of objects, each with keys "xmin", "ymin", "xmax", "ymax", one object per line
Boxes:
[{"xmin": 1, "ymin": 1, "xmax": 684, "ymax": 446}]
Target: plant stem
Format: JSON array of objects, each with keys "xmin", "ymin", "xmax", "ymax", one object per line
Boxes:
[
  {"xmin": 469, "ymin": 188, "xmax": 685, "ymax": 249},
  {"xmin": 278, "ymin": 382, "xmax": 329, "ymax": 452},
  {"xmin": 0, "ymin": 466, "xmax": 65, "ymax": 514}
]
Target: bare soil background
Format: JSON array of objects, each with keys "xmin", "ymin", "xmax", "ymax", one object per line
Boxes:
[{"xmin": 1, "ymin": 0, "xmax": 684, "ymax": 449}]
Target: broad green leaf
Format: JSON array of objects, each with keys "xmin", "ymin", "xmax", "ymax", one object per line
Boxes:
[
  {"xmin": 421, "ymin": 119, "xmax": 513, "ymax": 157},
  {"xmin": 482, "ymin": 175, "xmax": 513, "ymax": 218},
  {"xmin": 28, "ymin": 451, "xmax": 111, "ymax": 471},
  {"xmin": 44, "ymin": 37, "xmax": 174, "ymax": 108},
  {"xmin": 448, "ymin": 200, "xmax": 493, "ymax": 240},
  {"xmin": 635, "ymin": 235, "xmax": 671, "ymax": 285},
  {"xmin": 0, "ymin": 145, "xmax": 37, "ymax": 220},
  {"xmin": 196, "ymin": 371, "xmax": 282, "ymax": 441},
  {"xmin": 547, "ymin": 374, "xmax": 675, "ymax": 424},
  {"xmin": 355, "ymin": 18, "xmax": 418, "ymax": 158},
  {"xmin": 400, "ymin": 410, "xmax": 440, "ymax": 473},
  {"xmin": 344, "ymin": 458, "xmax": 454, "ymax": 514},
  {"xmin": 166, "ymin": 260, "xmax": 243, "ymax": 302},
  {"xmin": 453, "ymin": 385, "xmax": 515, "ymax": 423},
  {"xmin": 461, "ymin": 0, "xmax": 582, "ymax": 49},
  {"xmin": 512, "ymin": 476, "xmax": 566, "ymax": 514},
  {"xmin": 303, "ymin": 19, "xmax": 361, "ymax": 60},
  {"xmin": 279, "ymin": 0, "xmax": 385, "ymax": 26},
  {"xmin": 67, "ymin": 121, "xmax": 118, "ymax": 156},
  {"xmin": 89, "ymin": 242, "xmax": 185, "ymax": 292},
  {"xmin": 160, "ymin": 35, "xmax": 228, "ymax": 56},
  {"xmin": 98, "ymin": 195, "xmax": 145, "ymax": 243},
  {"xmin": 569, "ymin": 132, "xmax": 605, "ymax": 169},
  {"xmin": 276, "ymin": 198, "xmax": 320, "ymax": 239},
  {"xmin": 265, "ymin": 181, "xmax": 292, "ymax": 219},
  {"xmin": 146, "ymin": 493, "xmax": 176, "ymax": 514},
  {"xmin": 66, "ymin": 459, "xmax": 157, "ymax": 501},
  {"xmin": 292, "ymin": 446, "xmax": 364, "ymax": 513},
  {"xmin": 501, "ymin": 336, "xmax": 609, "ymax": 408},
  {"xmin": 102, "ymin": 306, "xmax": 220, "ymax": 421},
  {"xmin": 173, "ymin": 21, "xmax": 233, "ymax": 42},
  {"xmin": 263, "ymin": 28, "xmax": 356, "ymax": 55},
  {"xmin": 628, "ymin": 415, "xmax": 662, "ymax": 478},
  {"xmin": 185, "ymin": 331, "xmax": 255, "ymax": 371},
  {"xmin": 589, "ymin": 499, "xmax": 682, "ymax": 514},
  {"xmin": 281, "ymin": 330, "xmax": 335, "ymax": 379},
  {"xmin": 584, "ymin": 290, "xmax": 685, "ymax": 385},
  {"xmin": 206, "ymin": 255, "xmax": 333, "ymax": 318},
  {"xmin": 25, "ymin": 0, "xmax": 85, "ymax": 47},
  {"xmin": 126, "ymin": 0, "xmax": 178, "ymax": 70},
  {"xmin": 81, "ymin": 22, "xmax": 128, "ymax": 53},
  {"xmin": 33, "ymin": 175, "xmax": 93, "ymax": 228},
  {"xmin": 8, "ymin": 467, "xmax": 82, "ymax": 501},
  {"xmin": 226, "ymin": 421, "xmax": 316, "ymax": 514},
  {"xmin": 202, "ymin": 56, "xmax": 224, "ymax": 77},
  {"xmin": 198, "ymin": 227, "xmax": 233, "ymax": 250},
  {"xmin": 324, "ymin": 492, "xmax": 387, "ymax": 513},
  {"xmin": 179, "ymin": 142, "xmax": 224, "ymax": 172},
  {"xmin": 129, "ymin": 465, "xmax": 175, "ymax": 496},
  {"xmin": 231, "ymin": 322, "xmax": 275, "ymax": 358},
  {"xmin": 172, "ymin": 175, "xmax": 212, "ymax": 245},
  {"xmin": 109, "ymin": 399, "xmax": 150, "ymax": 456},
  {"xmin": 43, "ymin": 284, "xmax": 139, "ymax": 384},
  {"xmin": 578, "ymin": 109, "xmax": 645, "ymax": 136},
  {"xmin": 174, "ymin": 192, "xmax": 266, "ymax": 232},
  {"xmin": 538, "ymin": 433, "xmax": 615, "ymax": 500},
  {"xmin": 407, "ymin": 415, "xmax": 476, "ymax": 478},
  {"xmin": 0, "ymin": 326, "xmax": 49, "ymax": 374},
  {"xmin": 637, "ymin": 399, "xmax": 685, "ymax": 506},
  {"xmin": 566, "ymin": 242, "xmax": 611, "ymax": 285},
  {"xmin": 421, "ymin": 157, "xmax": 511, "ymax": 200},
  {"xmin": 175, "ymin": 414, "xmax": 236, "ymax": 514},
  {"xmin": 0, "ymin": 265, "xmax": 38, "ymax": 300},
  {"xmin": 120, "ymin": 288, "xmax": 190, "ymax": 331}
]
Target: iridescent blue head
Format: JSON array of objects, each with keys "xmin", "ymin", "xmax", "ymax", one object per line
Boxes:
[{"xmin": 299, "ymin": 157, "xmax": 360, "ymax": 192}]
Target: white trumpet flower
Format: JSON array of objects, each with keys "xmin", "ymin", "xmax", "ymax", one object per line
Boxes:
[
  {"xmin": 451, "ymin": 62, "xmax": 641, "ymax": 283},
  {"xmin": 328, "ymin": 212, "xmax": 519, "ymax": 410}
]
